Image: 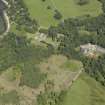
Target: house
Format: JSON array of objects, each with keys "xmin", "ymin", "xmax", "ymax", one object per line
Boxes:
[
  {"xmin": 80, "ymin": 43, "xmax": 96, "ymax": 55},
  {"xmin": 35, "ymin": 32, "xmax": 47, "ymax": 42},
  {"xmin": 80, "ymin": 43, "xmax": 105, "ymax": 56}
]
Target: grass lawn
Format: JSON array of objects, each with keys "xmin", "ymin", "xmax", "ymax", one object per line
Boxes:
[
  {"xmin": 60, "ymin": 73, "xmax": 105, "ymax": 105},
  {"xmin": 53, "ymin": 0, "xmax": 102, "ymax": 18},
  {"xmin": 10, "ymin": 23, "xmax": 26, "ymax": 35},
  {"xmin": 62, "ymin": 60, "xmax": 83, "ymax": 72},
  {"xmin": 23, "ymin": 0, "xmax": 102, "ymax": 27},
  {"xmin": 23, "ymin": 0, "xmax": 59, "ymax": 27},
  {"xmin": 0, "ymin": 91, "xmax": 19, "ymax": 105},
  {"xmin": 39, "ymin": 55, "xmax": 83, "ymax": 72}
]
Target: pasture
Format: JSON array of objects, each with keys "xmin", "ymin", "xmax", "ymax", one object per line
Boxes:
[
  {"xmin": 60, "ymin": 73, "xmax": 105, "ymax": 105},
  {"xmin": 0, "ymin": 90, "xmax": 19, "ymax": 105},
  {"xmin": 39, "ymin": 55, "xmax": 83, "ymax": 90},
  {"xmin": 62, "ymin": 60, "xmax": 83, "ymax": 72},
  {"xmin": 23, "ymin": 0, "xmax": 102, "ymax": 27}
]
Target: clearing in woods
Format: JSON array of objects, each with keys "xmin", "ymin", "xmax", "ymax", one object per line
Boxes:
[
  {"xmin": 23, "ymin": 0, "xmax": 102, "ymax": 27},
  {"xmin": 0, "ymin": 55, "xmax": 83, "ymax": 104}
]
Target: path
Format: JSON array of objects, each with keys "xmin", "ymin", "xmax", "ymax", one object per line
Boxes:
[
  {"xmin": 0, "ymin": 0, "xmax": 10, "ymax": 38},
  {"xmin": 2, "ymin": 11, "xmax": 10, "ymax": 35},
  {"xmin": 62, "ymin": 69, "xmax": 83, "ymax": 90},
  {"xmin": 1, "ymin": 0, "xmax": 9, "ymax": 6}
]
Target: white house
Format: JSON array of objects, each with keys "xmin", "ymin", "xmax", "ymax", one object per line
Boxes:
[
  {"xmin": 80, "ymin": 43, "xmax": 105, "ymax": 56},
  {"xmin": 80, "ymin": 43, "xmax": 97, "ymax": 55}
]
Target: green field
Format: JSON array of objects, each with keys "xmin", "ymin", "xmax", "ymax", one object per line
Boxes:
[
  {"xmin": 0, "ymin": 91, "xmax": 19, "ymax": 105},
  {"xmin": 24, "ymin": 0, "xmax": 102, "ymax": 27},
  {"xmin": 60, "ymin": 73, "xmax": 105, "ymax": 105},
  {"xmin": 62, "ymin": 60, "xmax": 83, "ymax": 71}
]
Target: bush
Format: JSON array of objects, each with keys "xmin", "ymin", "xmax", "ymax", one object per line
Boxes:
[
  {"xmin": 54, "ymin": 10, "xmax": 62, "ymax": 20},
  {"xmin": 75, "ymin": 0, "xmax": 89, "ymax": 5}
]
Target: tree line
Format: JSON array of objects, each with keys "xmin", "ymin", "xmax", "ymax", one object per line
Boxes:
[{"xmin": 46, "ymin": 0, "xmax": 105, "ymax": 87}]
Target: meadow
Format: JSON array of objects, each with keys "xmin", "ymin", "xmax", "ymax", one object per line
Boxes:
[
  {"xmin": 0, "ymin": 91, "xmax": 19, "ymax": 105},
  {"xmin": 60, "ymin": 73, "xmax": 105, "ymax": 105},
  {"xmin": 0, "ymin": 0, "xmax": 104, "ymax": 104},
  {"xmin": 24, "ymin": 0, "xmax": 102, "ymax": 27}
]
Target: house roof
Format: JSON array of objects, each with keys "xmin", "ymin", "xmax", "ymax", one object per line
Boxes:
[{"xmin": 80, "ymin": 43, "xmax": 96, "ymax": 49}]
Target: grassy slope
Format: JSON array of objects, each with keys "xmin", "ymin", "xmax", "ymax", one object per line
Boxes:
[
  {"xmin": 0, "ymin": 91, "xmax": 19, "ymax": 105},
  {"xmin": 23, "ymin": 0, "xmax": 59, "ymax": 27},
  {"xmin": 23, "ymin": 0, "xmax": 102, "ymax": 27},
  {"xmin": 61, "ymin": 73, "xmax": 105, "ymax": 105},
  {"xmin": 53, "ymin": 0, "xmax": 102, "ymax": 18},
  {"xmin": 62, "ymin": 60, "xmax": 83, "ymax": 71}
]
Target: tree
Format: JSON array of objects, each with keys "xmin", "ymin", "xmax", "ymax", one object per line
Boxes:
[
  {"xmin": 54, "ymin": 10, "xmax": 62, "ymax": 20},
  {"xmin": 48, "ymin": 26, "xmax": 58, "ymax": 41},
  {"xmin": 75, "ymin": 0, "xmax": 89, "ymax": 5}
]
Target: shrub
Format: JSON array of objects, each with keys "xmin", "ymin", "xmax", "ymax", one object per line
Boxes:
[{"xmin": 54, "ymin": 10, "xmax": 62, "ymax": 20}]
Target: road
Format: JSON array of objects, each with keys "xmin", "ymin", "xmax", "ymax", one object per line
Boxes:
[
  {"xmin": 2, "ymin": 11, "xmax": 10, "ymax": 35},
  {"xmin": 0, "ymin": 0, "xmax": 10, "ymax": 38},
  {"xmin": 62, "ymin": 68, "xmax": 84, "ymax": 90},
  {"xmin": 1, "ymin": 0, "xmax": 9, "ymax": 6}
]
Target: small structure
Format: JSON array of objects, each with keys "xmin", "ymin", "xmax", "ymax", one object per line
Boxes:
[
  {"xmin": 35, "ymin": 32, "xmax": 47, "ymax": 42},
  {"xmin": 80, "ymin": 43, "xmax": 105, "ymax": 56},
  {"xmin": 80, "ymin": 43, "xmax": 96, "ymax": 55}
]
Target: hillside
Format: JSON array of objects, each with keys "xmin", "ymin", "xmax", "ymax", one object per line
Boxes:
[
  {"xmin": 0, "ymin": 0, "xmax": 105, "ymax": 105},
  {"xmin": 61, "ymin": 73, "xmax": 105, "ymax": 105},
  {"xmin": 23, "ymin": 0, "xmax": 102, "ymax": 27}
]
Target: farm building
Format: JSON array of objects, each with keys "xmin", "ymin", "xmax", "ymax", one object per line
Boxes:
[
  {"xmin": 80, "ymin": 43, "xmax": 105, "ymax": 56},
  {"xmin": 80, "ymin": 43, "xmax": 96, "ymax": 55}
]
